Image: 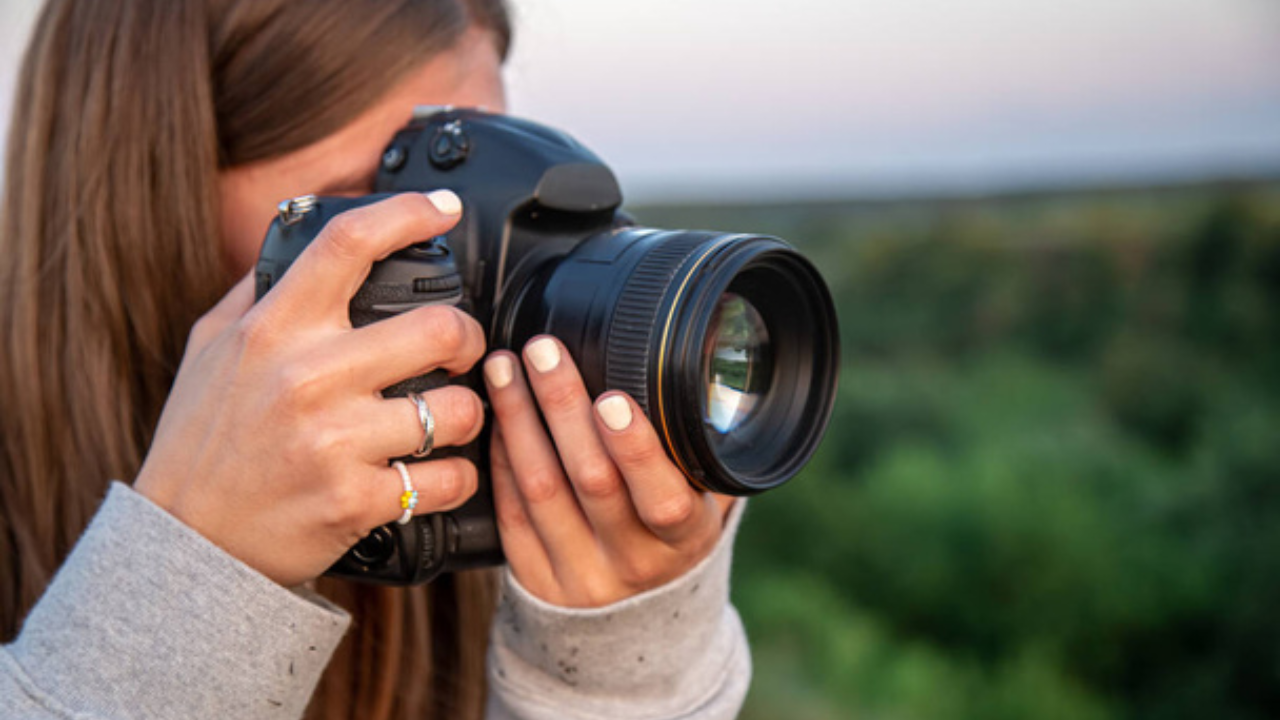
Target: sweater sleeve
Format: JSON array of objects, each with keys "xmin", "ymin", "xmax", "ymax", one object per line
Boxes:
[
  {"xmin": 484, "ymin": 502, "xmax": 752, "ymax": 720},
  {"xmin": 0, "ymin": 482, "xmax": 351, "ymax": 720}
]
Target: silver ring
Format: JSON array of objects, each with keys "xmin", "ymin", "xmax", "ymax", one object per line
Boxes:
[
  {"xmin": 407, "ymin": 392, "xmax": 435, "ymax": 458},
  {"xmin": 392, "ymin": 460, "xmax": 418, "ymax": 525}
]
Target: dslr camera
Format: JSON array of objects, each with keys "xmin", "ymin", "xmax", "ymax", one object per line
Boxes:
[{"xmin": 255, "ymin": 109, "xmax": 839, "ymax": 585}]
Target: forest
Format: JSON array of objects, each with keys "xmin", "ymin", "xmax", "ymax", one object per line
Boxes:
[{"xmin": 637, "ymin": 180, "xmax": 1280, "ymax": 719}]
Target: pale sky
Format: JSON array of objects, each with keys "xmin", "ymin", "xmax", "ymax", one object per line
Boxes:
[{"xmin": 4, "ymin": 0, "xmax": 1279, "ymax": 202}]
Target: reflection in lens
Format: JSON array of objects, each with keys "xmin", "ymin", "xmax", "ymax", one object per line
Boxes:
[{"xmin": 703, "ymin": 293, "xmax": 772, "ymax": 433}]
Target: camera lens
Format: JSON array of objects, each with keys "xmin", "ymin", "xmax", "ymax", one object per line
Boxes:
[
  {"xmin": 703, "ymin": 293, "xmax": 771, "ymax": 434},
  {"xmin": 500, "ymin": 226, "xmax": 839, "ymax": 496}
]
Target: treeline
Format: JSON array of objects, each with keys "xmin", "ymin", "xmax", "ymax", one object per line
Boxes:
[{"xmin": 638, "ymin": 182, "xmax": 1280, "ymax": 720}]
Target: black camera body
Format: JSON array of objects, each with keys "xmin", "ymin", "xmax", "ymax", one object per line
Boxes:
[{"xmin": 255, "ymin": 109, "xmax": 839, "ymax": 585}]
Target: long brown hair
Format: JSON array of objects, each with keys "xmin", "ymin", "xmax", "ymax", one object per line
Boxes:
[{"xmin": 0, "ymin": 1, "xmax": 511, "ymax": 718}]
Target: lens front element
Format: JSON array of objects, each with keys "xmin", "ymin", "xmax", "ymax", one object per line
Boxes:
[{"xmin": 703, "ymin": 293, "xmax": 772, "ymax": 434}]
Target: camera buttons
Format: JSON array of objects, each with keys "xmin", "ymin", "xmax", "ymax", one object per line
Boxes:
[
  {"xmin": 382, "ymin": 146, "xmax": 408, "ymax": 173},
  {"xmin": 429, "ymin": 121, "xmax": 470, "ymax": 170}
]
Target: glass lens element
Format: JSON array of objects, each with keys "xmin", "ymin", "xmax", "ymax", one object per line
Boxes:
[{"xmin": 703, "ymin": 293, "xmax": 772, "ymax": 434}]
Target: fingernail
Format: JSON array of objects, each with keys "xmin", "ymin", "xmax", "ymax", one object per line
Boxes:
[
  {"xmin": 485, "ymin": 355, "xmax": 513, "ymax": 389},
  {"xmin": 597, "ymin": 395, "xmax": 632, "ymax": 431},
  {"xmin": 425, "ymin": 189, "xmax": 462, "ymax": 215},
  {"xmin": 526, "ymin": 338, "xmax": 560, "ymax": 373}
]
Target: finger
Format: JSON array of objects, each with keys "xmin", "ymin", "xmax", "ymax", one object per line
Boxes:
[
  {"xmin": 593, "ymin": 392, "xmax": 720, "ymax": 547},
  {"xmin": 335, "ymin": 304, "xmax": 486, "ymax": 392},
  {"xmin": 482, "ymin": 350, "xmax": 601, "ymax": 572},
  {"xmin": 187, "ymin": 273, "xmax": 255, "ymax": 354},
  {"xmin": 267, "ymin": 191, "xmax": 462, "ymax": 323},
  {"xmin": 489, "ymin": 425, "xmax": 558, "ymax": 596},
  {"xmin": 365, "ymin": 456, "xmax": 478, "ymax": 530},
  {"xmin": 344, "ymin": 385, "xmax": 484, "ymax": 463},
  {"xmin": 515, "ymin": 337, "xmax": 646, "ymax": 543}
]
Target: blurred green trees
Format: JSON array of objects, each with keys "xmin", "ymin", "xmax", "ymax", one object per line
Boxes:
[{"xmin": 638, "ymin": 182, "xmax": 1280, "ymax": 719}]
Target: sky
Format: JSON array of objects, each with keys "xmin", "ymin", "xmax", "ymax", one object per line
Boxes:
[{"xmin": 3, "ymin": 0, "xmax": 1279, "ymax": 203}]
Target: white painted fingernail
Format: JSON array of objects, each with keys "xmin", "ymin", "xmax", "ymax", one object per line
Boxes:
[
  {"xmin": 485, "ymin": 355, "xmax": 513, "ymax": 389},
  {"xmin": 597, "ymin": 395, "xmax": 632, "ymax": 431},
  {"xmin": 526, "ymin": 338, "xmax": 561, "ymax": 373},
  {"xmin": 425, "ymin": 189, "xmax": 462, "ymax": 215}
]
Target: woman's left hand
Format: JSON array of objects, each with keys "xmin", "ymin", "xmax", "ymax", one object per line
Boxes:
[{"xmin": 484, "ymin": 336, "xmax": 735, "ymax": 608}]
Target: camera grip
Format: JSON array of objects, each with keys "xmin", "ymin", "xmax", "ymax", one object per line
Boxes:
[{"xmin": 331, "ymin": 272, "xmax": 502, "ymax": 584}]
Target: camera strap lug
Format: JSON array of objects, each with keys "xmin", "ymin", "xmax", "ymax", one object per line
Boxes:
[{"xmin": 277, "ymin": 194, "xmax": 317, "ymax": 226}]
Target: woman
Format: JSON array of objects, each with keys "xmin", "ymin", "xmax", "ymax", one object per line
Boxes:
[{"xmin": 0, "ymin": 1, "xmax": 749, "ymax": 718}]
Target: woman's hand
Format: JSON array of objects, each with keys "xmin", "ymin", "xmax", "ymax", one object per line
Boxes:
[
  {"xmin": 484, "ymin": 336, "xmax": 735, "ymax": 608},
  {"xmin": 134, "ymin": 192, "xmax": 486, "ymax": 588}
]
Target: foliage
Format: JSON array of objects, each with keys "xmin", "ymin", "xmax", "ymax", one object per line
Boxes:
[{"xmin": 636, "ymin": 181, "xmax": 1280, "ymax": 719}]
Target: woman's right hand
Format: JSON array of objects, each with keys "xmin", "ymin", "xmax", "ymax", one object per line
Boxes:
[{"xmin": 133, "ymin": 191, "xmax": 486, "ymax": 587}]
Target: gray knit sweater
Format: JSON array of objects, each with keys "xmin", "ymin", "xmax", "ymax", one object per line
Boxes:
[{"xmin": 0, "ymin": 484, "xmax": 750, "ymax": 718}]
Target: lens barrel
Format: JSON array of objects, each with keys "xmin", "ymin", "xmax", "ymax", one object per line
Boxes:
[{"xmin": 502, "ymin": 227, "xmax": 839, "ymax": 495}]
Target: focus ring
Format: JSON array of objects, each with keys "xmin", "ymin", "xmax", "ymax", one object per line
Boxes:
[{"xmin": 603, "ymin": 231, "xmax": 712, "ymax": 415}]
